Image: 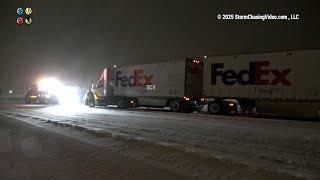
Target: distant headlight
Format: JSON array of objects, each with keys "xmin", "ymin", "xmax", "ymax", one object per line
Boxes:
[{"xmin": 45, "ymin": 94, "xmax": 51, "ymax": 98}]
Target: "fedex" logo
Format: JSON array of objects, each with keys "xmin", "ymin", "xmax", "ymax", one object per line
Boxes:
[
  {"xmin": 116, "ymin": 69, "xmax": 153, "ymax": 87},
  {"xmin": 211, "ymin": 61, "xmax": 292, "ymax": 86}
]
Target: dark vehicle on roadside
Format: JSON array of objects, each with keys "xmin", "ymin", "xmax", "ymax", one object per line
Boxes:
[{"xmin": 25, "ymin": 84, "xmax": 58, "ymax": 104}]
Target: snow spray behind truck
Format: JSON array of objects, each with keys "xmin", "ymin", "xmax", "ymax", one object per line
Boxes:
[
  {"xmin": 203, "ymin": 49, "xmax": 320, "ymax": 119},
  {"xmin": 90, "ymin": 58, "xmax": 204, "ymax": 112}
]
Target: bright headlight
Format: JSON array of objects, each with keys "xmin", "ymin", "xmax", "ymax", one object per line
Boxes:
[{"xmin": 37, "ymin": 77, "xmax": 80, "ymax": 105}]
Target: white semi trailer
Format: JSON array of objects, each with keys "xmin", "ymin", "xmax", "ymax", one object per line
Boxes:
[
  {"xmin": 203, "ymin": 49, "xmax": 320, "ymax": 119},
  {"xmin": 91, "ymin": 58, "xmax": 204, "ymax": 112}
]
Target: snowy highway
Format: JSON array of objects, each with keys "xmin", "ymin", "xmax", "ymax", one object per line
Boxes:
[{"xmin": 0, "ymin": 103, "xmax": 320, "ymax": 179}]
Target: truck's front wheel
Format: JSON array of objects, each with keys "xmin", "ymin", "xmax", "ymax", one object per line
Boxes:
[
  {"xmin": 208, "ymin": 102, "xmax": 221, "ymax": 114},
  {"xmin": 25, "ymin": 99, "xmax": 31, "ymax": 104},
  {"xmin": 89, "ymin": 101, "xmax": 95, "ymax": 108}
]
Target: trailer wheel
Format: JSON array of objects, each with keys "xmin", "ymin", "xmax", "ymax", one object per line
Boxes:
[
  {"xmin": 208, "ymin": 102, "xmax": 221, "ymax": 114},
  {"xmin": 170, "ymin": 100, "xmax": 180, "ymax": 112},
  {"xmin": 130, "ymin": 99, "xmax": 138, "ymax": 108}
]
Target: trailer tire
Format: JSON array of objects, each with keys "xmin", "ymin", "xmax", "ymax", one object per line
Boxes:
[
  {"xmin": 130, "ymin": 98, "xmax": 138, "ymax": 108},
  {"xmin": 170, "ymin": 100, "xmax": 180, "ymax": 112},
  {"xmin": 208, "ymin": 102, "xmax": 221, "ymax": 114}
]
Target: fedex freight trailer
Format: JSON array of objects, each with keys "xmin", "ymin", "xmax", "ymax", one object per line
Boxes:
[
  {"xmin": 92, "ymin": 58, "xmax": 204, "ymax": 112},
  {"xmin": 203, "ymin": 49, "xmax": 320, "ymax": 119}
]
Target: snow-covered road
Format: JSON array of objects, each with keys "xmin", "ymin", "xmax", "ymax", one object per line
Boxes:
[{"xmin": 1, "ymin": 104, "xmax": 319, "ymax": 179}]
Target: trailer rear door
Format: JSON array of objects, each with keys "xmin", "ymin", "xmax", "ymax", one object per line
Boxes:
[{"xmin": 185, "ymin": 59, "xmax": 203, "ymax": 97}]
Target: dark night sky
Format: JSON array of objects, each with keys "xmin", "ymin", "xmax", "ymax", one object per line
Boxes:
[{"xmin": 0, "ymin": 0, "xmax": 319, "ymax": 91}]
